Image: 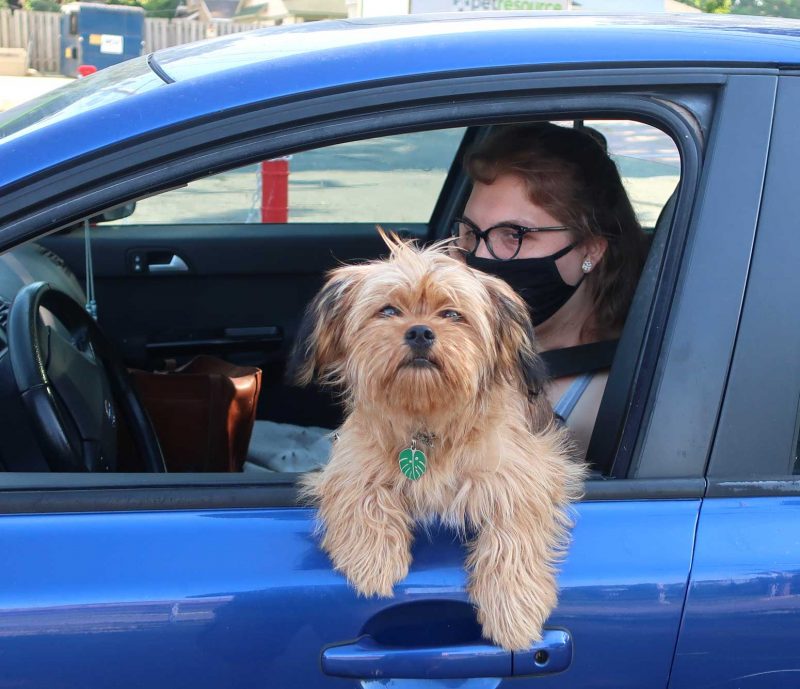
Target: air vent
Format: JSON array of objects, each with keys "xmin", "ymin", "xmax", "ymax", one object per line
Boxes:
[{"xmin": 0, "ymin": 296, "xmax": 10, "ymax": 330}]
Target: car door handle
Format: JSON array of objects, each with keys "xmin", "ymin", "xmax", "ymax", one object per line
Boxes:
[
  {"xmin": 321, "ymin": 629, "xmax": 572, "ymax": 679},
  {"xmin": 147, "ymin": 254, "xmax": 189, "ymax": 273}
]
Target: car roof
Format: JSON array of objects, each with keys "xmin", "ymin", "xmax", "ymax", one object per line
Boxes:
[
  {"xmin": 155, "ymin": 12, "xmax": 800, "ymax": 84},
  {"xmin": 1, "ymin": 12, "xmax": 799, "ymax": 190}
]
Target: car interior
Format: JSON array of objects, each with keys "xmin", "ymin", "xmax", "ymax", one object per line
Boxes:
[{"xmin": 0, "ymin": 118, "xmax": 681, "ymax": 478}]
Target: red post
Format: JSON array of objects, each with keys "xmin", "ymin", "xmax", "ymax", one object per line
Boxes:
[{"xmin": 260, "ymin": 157, "xmax": 290, "ymax": 223}]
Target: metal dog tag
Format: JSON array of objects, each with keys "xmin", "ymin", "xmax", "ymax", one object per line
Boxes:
[{"xmin": 399, "ymin": 447, "xmax": 427, "ymax": 481}]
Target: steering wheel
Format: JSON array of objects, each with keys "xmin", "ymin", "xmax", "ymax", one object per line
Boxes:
[{"xmin": 6, "ymin": 282, "xmax": 166, "ymax": 472}]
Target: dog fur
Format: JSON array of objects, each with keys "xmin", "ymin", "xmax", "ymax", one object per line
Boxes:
[{"xmin": 291, "ymin": 232, "xmax": 586, "ymax": 651}]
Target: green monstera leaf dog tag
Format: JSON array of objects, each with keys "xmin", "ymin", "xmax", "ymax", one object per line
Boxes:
[{"xmin": 399, "ymin": 447, "xmax": 427, "ymax": 481}]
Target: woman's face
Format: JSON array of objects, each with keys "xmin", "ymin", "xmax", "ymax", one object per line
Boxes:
[{"xmin": 461, "ymin": 173, "xmax": 585, "ymax": 286}]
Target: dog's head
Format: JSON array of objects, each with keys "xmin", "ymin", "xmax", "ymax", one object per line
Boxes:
[{"xmin": 289, "ymin": 230, "xmax": 550, "ymax": 420}]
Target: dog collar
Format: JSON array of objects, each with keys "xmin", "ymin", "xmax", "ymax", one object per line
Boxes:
[{"xmin": 411, "ymin": 431, "xmax": 436, "ymax": 448}]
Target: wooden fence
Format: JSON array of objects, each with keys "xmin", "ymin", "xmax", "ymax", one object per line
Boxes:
[
  {"xmin": 143, "ymin": 17, "xmax": 261, "ymax": 52},
  {"xmin": 0, "ymin": 8, "xmax": 265, "ymax": 74},
  {"xmin": 0, "ymin": 9, "xmax": 60, "ymax": 74}
]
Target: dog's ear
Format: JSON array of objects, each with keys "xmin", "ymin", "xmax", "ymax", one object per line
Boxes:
[
  {"xmin": 287, "ymin": 266, "xmax": 362, "ymax": 387},
  {"xmin": 479, "ymin": 273, "xmax": 552, "ymax": 425}
]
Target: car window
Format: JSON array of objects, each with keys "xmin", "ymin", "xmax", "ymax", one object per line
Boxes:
[
  {"xmin": 3, "ymin": 115, "xmax": 688, "ymax": 479},
  {"xmin": 0, "ymin": 56, "xmax": 163, "ymax": 143},
  {"xmin": 108, "ymin": 129, "xmax": 466, "ymax": 226},
  {"xmin": 583, "ymin": 120, "xmax": 679, "ymax": 230}
]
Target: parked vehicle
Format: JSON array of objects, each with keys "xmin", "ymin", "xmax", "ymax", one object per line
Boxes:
[
  {"xmin": 0, "ymin": 12, "xmax": 799, "ymax": 689},
  {"xmin": 59, "ymin": 2, "xmax": 145, "ymax": 77}
]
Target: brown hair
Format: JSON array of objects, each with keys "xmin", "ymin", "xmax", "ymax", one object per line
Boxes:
[{"xmin": 464, "ymin": 122, "xmax": 649, "ymax": 339}]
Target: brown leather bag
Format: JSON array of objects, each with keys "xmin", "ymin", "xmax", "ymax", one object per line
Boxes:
[{"xmin": 129, "ymin": 355, "xmax": 262, "ymax": 472}]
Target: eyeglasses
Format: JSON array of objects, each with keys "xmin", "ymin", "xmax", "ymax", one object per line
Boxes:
[{"xmin": 451, "ymin": 216, "xmax": 571, "ymax": 260}]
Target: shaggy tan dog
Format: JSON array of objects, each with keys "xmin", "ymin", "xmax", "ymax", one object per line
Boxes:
[{"xmin": 292, "ymin": 232, "xmax": 585, "ymax": 651}]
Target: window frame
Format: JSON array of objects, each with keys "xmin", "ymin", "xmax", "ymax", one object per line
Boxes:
[
  {"xmin": 704, "ymin": 74, "xmax": 800, "ymax": 486},
  {"xmin": 0, "ymin": 67, "xmax": 744, "ymax": 509}
]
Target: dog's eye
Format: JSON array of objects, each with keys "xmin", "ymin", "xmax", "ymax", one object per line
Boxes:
[
  {"xmin": 379, "ymin": 305, "xmax": 400, "ymax": 318},
  {"xmin": 440, "ymin": 309, "xmax": 462, "ymax": 321}
]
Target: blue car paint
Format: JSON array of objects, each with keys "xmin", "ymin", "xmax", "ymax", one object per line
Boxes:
[
  {"xmin": 670, "ymin": 497, "xmax": 800, "ymax": 688},
  {"xmin": 1, "ymin": 14, "xmax": 800, "ymax": 186},
  {"xmin": 0, "ymin": 499, "xmax": 698, "ymax": 687}
]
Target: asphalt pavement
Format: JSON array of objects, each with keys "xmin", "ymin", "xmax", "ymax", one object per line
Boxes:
[{"xmin": 0, "ymin": 75, "xmax": 72, "ymax": 113}]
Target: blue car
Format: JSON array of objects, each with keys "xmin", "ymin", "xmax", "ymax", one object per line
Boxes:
[{"xmin": 0, "ymin": 12, "xmax": 799, "ymax": 688}]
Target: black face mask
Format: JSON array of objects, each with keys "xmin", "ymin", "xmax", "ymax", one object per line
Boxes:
[{"xmin": 466, "ymin": 243, "xmax": 582, "ymax": 326}]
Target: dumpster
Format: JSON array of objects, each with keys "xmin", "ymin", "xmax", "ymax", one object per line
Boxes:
[{"xmin": 60, "ymin": 2, "xmax": 145, "ymax": 78}]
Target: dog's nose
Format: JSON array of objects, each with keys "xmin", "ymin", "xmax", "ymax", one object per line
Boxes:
[{"xmin": 405, "ymin": 325, "xmax": 435, "ymax": 349}]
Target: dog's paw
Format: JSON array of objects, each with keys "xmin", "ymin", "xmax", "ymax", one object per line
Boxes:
[
  {"xmin": 339, "ymin": 548, "xmax": 410, "ymax": 598},
  {"xmin": 475, "ymin": 596, "xmax": 545, "ymax": 651},
  {"xmin": 469, "ymin": 570, "xmax": 557, "ymax": 651},
  {"xmin": 327, "ymin": 533, "xmax": 411, "ymax": 599},
  {"xmin": 346, "ymin": 569, "xmax": 400, "ymax": 599}
]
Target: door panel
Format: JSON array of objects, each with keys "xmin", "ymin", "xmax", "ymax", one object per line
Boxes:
[
  {"xmin": 1, "ymin": 497, "xmax": 698, "ymax": 688},
  {"xmin": 41, "ymin": 224, "xmax": 406, "ymax": 361},
  {"xmin": 669, "ymin": 496, "xmax": 800, "ymax": 689}
]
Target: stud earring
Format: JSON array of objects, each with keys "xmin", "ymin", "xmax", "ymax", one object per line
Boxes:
[{"xmin": 581, "ymin": 258, "xmax": 593, "ymax": 273}]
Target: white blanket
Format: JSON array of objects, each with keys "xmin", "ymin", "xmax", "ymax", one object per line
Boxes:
[{"xmin": 244, "ymin": 420, "xmax": 333, "ymax": 473}]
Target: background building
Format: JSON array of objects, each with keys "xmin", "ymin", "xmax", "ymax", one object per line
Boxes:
[
  {"xmin": 234, "ymin": 0, "xmax": 346, "ymax": 24},
  {"xmin": 177, "ymin": 0, "xmax": 239, "ymax": 21},
  {"xmin": 347, "ymin": 0, "xmax": 698, "ymax": 16}
]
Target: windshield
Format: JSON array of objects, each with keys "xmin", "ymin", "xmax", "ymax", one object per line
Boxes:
[{"xmin": 0, "ymin": 56, "xmax": 164, "ymax": 142}]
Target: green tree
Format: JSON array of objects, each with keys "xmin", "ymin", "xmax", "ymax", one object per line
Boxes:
[
  {"xmin": 731, "ymin": 0, "xmax": 800, "ymax": 17},
  {"xmin": 677, "ymin": 0, "xmax": 800, "ymax": 14},
  {"xmin": 107, "ymin": 0, "xmax": 182, "ymax": 17},
  {"xmin": 142, "ymin": 0, "xmax": 182, "ymax": 18},
  {"xmin": 675, "ymin": 0, "xmax": 732, "ymax": 11},
  {"xmin": 23, "ymin": 0, "xmax": 60, "ymax": 10},
  {"xmin": 678, "ymin": 0, "xmax": 732, "ymax": 14}
]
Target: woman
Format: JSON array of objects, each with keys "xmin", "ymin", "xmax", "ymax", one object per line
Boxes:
[{"xmin": 453, "ymin": 122, "xmax": 649, "ymax": 459}]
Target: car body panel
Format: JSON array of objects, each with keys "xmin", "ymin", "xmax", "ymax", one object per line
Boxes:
[
  {"xmin": 669, "ymin": 497, "xmax": 800, "ymax": 689},
  {"xmin": 1, "ymin": 13, "xmax": 800, "ymax": 187},
  {"xmin": 0, "ymin": 499, "xmax": 698, "ymax": 688}
]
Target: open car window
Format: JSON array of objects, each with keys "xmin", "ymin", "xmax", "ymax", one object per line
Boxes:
[
  {"xmin": 586, "ymin": 120, "xmax": 679, "ymax": 230},
  {"xmin": 102, "ymin": 129, "xmax": 467, "ymax": 226},
  {"xmin": 0, "ymin": 114, "xmax": 682, "ymax": 481}
]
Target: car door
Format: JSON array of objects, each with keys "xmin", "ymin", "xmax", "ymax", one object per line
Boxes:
[
  {"xmin": 668, "ymin": 75, "xmax": 800, "ymax": 689},
  {"xmin": 0, "ymin": 66, "xmax": 774, "ymax": 688}
]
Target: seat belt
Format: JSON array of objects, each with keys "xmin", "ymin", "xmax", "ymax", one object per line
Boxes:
[{"xmin": 540, "ymin": 339, "xmax": 618, "ymax": 379}]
